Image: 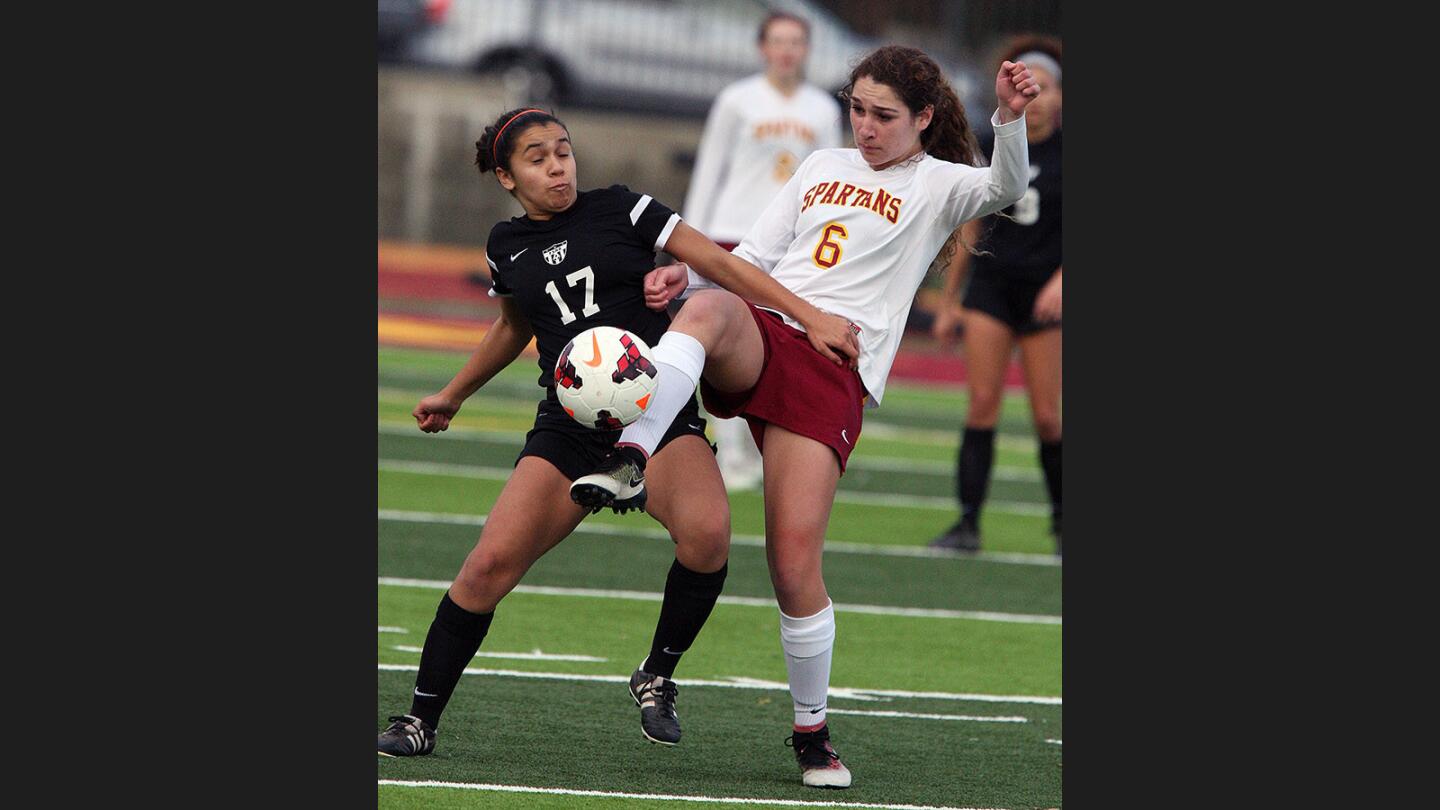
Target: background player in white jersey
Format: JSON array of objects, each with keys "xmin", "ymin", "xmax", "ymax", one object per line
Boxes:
[
  {"xmin": 569, "ymin": 46, "xmax": 1038, "ymax": 788},
  {"xmin": 683, "ymin": 11, "xmax": 843, "ymax": 491},
  {"xmin": 929, "ymin": 35, "xmax": 1063, "ymax": 556}
]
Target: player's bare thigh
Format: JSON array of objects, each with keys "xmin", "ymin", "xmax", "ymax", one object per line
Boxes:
[
  {"xmin": 670, "ymin": 290, "xmax": 765, "ymax": 393},
  {"xmin": 449, "ymin": 456, "xmax": 588, "ymax": 613},
  {"xmin": 759, "ymin": 423, "xmax": 841, "ymax": 617},
  {"xmin": 645, "ymin": 434, "xmax": 731, "ymax": 573}
]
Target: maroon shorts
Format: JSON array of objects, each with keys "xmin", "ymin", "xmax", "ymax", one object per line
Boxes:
[{"xmin": 699, "ymin": 304, "xmax": 866, "ymax": 472}]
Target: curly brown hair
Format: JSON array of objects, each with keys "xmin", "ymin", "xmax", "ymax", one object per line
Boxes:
[{"xmin": 840, "ymin": 45, "xmax": 982, "ymax": 167}]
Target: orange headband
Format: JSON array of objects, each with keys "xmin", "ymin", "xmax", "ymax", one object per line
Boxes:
[{"xmin": 491, "ymin": 109, "xmax": 550, "ymax": 166}]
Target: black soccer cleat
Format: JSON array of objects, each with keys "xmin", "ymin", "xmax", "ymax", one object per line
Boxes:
[
  {"xmin": 786, "ymin": 724, "xmax": 852, "ymax": 788},
  {"xmin": 928, "ymin": 517, "xmax": 981, "ymax": 552},
  {"xmin": 628, "ymin": 668, "xmax": 681, "ymax": 745},
  {"xmin": 377, "ymin": 714, "xmax": 436, "ymax": 757},
  {"xmin": 571, "ymin": 449, "xmax": 647, "ymax": 514}
]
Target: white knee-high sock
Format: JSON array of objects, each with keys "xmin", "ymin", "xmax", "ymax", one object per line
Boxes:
[
  {"xmin": 617, "ymin": 331, "xmax": 707, "ymax": 458},
  {"xmin": 779, "ymin": 601, "xmax": 835, "ymax": 729}
]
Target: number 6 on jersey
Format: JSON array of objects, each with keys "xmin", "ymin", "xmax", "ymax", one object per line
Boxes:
[{"xmin": 812, "ymin": 223, "xmax": 848, "ymax": 269}]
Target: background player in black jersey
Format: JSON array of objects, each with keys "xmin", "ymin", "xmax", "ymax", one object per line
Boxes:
[
  {"xmin": 928, "ymin": 36, "xmax": 1062, "ymax": 556},
  {"xmin": 378, "ymin": 108, "xmax": 742, "ymax": 755}
]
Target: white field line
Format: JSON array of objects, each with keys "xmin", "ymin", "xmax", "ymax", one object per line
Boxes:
[
  {"xmin": 378, "ymin": 626, "xmax": 408, "ymax": 634},
  {"xmin": 378, "ymin": 576, "xmax": 1061, "ymax": 626},
  {"xmin": 376, "ymin": 663, "xmax": 1061, "ymax": 706},
  {"xmin": 391, "ymin": 644, "xmax": 607, "ymax": 663},
  {"xmin": 377, "ymin": 508, "xmax": 1062, "ymax": 568},
  {"xmin": 1046, "ymin": 739, "xmax": 1062, "ymax": 745},
  {"xmin": 376, "ymin": 422, "xmax": 1041, "ymax": 481},
  {"xmin": 824, "ymin": 708, "xmax": 1027, "ymax": 723},
  {"xmin": 378, "ymin": 459, "xmax": 1052, "ymax": 517},
  {"xmin": 377, "ymin": 780, "xmax": 1006, "ymax": 810},
  {"xmin": 377, "ymin": 416, "xmax": 1037, "ymax": 454},
  {"xmin": 857, "ymin": 421, "xmax": 1037, "ymax": 453}
]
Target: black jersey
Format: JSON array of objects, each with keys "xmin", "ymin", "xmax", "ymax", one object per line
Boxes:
[
  {"xmin": 485, "ymin": 185, "xmax": 681, "ymax": 390},
  {"xmin": 972, "ymin": 129, "xmax": 1061, "ymax": 283}
]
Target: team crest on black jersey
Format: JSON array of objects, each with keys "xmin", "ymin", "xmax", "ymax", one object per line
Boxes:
[{"xmin": 543, "ymin": 241, "xmax": 568, "ymax": 265}]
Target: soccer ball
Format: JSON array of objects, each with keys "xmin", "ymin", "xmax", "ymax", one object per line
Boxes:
[{"xmin": 554, "ymin": 326, "xmax": 660, "ymax": 430}]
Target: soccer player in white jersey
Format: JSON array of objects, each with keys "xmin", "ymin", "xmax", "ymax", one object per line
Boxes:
[
  {"xmin": 683, "ymin": 11, "xmax": 843, "ymax": 491},
  {"xmin": 569, "ymin": 45, "xmax": 1040, "ymax": 788}
]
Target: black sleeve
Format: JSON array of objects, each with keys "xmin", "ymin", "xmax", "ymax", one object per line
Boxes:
[
  {"xmin": 607, "ymin": 184, "xmax": 681, "ymax": 253},
  {"xmin": 485, "ymin": 225, "xmax": 513, "ymax": 297}
]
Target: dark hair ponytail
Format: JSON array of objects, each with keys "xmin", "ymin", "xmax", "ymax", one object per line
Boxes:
[
  {"xmin": 474, "ymin": 107, "xmax": 565, "ymax": 175},
  {"xmin": 842, "ymin": 46, "xmax": 981, "ymax": 167}
]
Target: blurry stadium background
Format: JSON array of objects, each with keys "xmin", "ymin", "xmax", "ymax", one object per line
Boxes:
[{"xmin": 378, "ymin": 2, "xmax": 1062, "ymax": 808}]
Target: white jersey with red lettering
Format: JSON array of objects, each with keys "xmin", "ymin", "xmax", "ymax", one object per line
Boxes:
[
  {"xmin": 682, "ymin": 74, "xmax": 844, "ymax": 245},
  {"xmin": 683, "ymin": 110, "xmax": 1030, "ymax": 406}
]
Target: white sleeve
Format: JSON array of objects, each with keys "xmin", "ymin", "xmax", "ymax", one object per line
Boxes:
[
  {"xmin": 681, "ymin": 89, "xmax": 742, "ymax": 236},
  {"xmin": 731, "ymin": 156, "xmax": 807, "ymax": 274},
  {"xmin": 936, "ymin": 110, "xmax": 1030, "ymax": 227}
]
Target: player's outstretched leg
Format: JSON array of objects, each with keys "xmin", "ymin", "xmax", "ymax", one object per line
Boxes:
[
  {"xmin": 569, "ymin": 330, "xmax": 706, "ymax": 511},
  {"xmin": 571, "ymin": 291, "xmax": 764, "ymax": 512}
]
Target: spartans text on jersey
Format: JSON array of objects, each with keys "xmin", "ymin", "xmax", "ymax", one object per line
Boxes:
[{"xmin": 799, "ymin": 180, "xmax": 904, "ymax": 223}]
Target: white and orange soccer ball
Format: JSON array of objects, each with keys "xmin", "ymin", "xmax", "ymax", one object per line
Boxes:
[{"xmin": 554, "ymin": 326, "xmax": 660, "ymax": 430}]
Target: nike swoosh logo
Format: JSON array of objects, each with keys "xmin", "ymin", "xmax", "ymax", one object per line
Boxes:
[
  {"xmin": 841, "ymin": 429, "xmax": 849, "ymax": 444},
  {"xmin": 584, "ymin": 332, "xmax": 604, "ymax": 367},
  {"xmin": 413, "ymin": 688, "xmax": 438, "ymax": 698},
  {"xmin": 509, "ymin": 248, "xmax": 528, "ymax": 261},
  {"xmin": 809, "ymin": 705, "xmax": 826, "ymax": 714},
  {"xmin": 688, "ymin": 423, "xmax": 702, "ymax": 430},
  {"xmin": 662, "ymin": 646, "xmax": 687, "ymax": 655},
  {"xmin": 629, "ymin": 476, "xmax": 644, "ymax": 487}
]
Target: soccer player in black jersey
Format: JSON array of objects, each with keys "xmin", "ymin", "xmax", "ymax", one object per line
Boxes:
[
  {"xmin": 929, "ymin": 36, "xmax": 1063, "ymax": 556},
  {"xmin": 379, "ymin": 108, "xmax": 747, "ymax": 755}
]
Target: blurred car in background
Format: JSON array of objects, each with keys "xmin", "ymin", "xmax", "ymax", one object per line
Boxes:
[
  {"xmin": 378, "ymin": 0, "xmax": 450, "ymax": 62},
  {"xmin": 383, "ymin": 0, "xmax": 978, "ymax": 120}
]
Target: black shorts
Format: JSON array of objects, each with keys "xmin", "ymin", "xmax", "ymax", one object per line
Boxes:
[
  {"xmin": 963, "ymin": 268, "xmax": 1061, "ymax": 336},
  {"xmin": 517, "ymin": 389, "xmax": 712, "ymax": 481}
]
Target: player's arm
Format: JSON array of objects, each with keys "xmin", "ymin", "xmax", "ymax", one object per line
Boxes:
[
  {"xmin": 942, "ymin": 62, "xmax": 1038, "ymax": 227},
  {"xmin": 413, "ymin": 297, "xmax": 535, "ymax": 433},
  {"xmin": 663, "ymin": 221, "xmax": 859, "ymax": 367}
]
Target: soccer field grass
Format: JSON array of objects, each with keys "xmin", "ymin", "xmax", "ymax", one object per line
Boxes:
[{"xmin": 378, "ymin": 346, "xmax": 1062, "ymax": 809}]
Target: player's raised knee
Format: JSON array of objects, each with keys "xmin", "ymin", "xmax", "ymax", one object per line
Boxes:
[{"xmin": 673, "ymin": 289, "xmax": 743, "ymax": 330}]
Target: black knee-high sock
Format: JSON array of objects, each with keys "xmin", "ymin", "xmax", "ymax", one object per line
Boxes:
[
  {"xmin": 958, "ymin": 427, "xmax": 996, "ymax": 522},
  {"xmin": 410, "ymin": 591, "xmax": 494, "ymax": 729},
  {"xmin": 1040, "ymin": 439, "xmax": 1062, "ymax": 522},
  {"xmin": 642, "ymin": 559, "xmax": 728, "ymax": 678}
]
